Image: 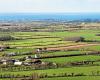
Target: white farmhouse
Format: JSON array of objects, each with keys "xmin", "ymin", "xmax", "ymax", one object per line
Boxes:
[{"xmin": 14, "ymin": 61, "xmax": 22, "ymax": 65}]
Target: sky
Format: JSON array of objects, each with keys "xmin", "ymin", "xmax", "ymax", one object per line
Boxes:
[{"xmin": 0, "ymin": 0, "xmax": 100, "ymax": 13}]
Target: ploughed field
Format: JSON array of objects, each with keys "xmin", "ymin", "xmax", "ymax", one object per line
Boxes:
[{"xmin": 0, "ymin": 29, "xmax": 100, "ymax": 80}]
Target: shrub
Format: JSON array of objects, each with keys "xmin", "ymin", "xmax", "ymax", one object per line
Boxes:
[
  {"xmin": 0, "ymin": 35, "xmax": 14, "ymax": 41},
  {"xmin": 96, "ymin": 34, "xmax": 100, "ymax": 36},
  {"xmin": 63, "ymin": 36, "xmax": 85, "ymax": 42}
]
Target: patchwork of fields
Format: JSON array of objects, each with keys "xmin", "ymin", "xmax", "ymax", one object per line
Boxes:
[{"xmin": 0, "ymin": 29, "xmax": 100, "ymax": 80}]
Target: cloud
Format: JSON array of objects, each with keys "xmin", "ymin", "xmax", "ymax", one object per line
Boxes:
[{"xmin": 0, "ymin": 0, "xmax": 99, "ymax": 12}]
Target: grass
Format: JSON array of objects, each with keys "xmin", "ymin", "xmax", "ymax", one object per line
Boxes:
[
  {"xmin": 0, "ymin": 30, "xmax": 100, "ymax": 48},
  {"xmin": 0, "ymin": 29, "xmax": 100, "ymax": 80},
  {"xmin": 0, "ymin": 66, "xmax": 100, "ymax": 76},
  {"xmin": 1, "ymin": 76, "xmax": 100, "ymax": 80},
  {"xmin": 40, "ymin": 51, "xmax": 89, "ymax": 57},
  {"xmin": 79, "ymin": 45, "xmax": 100, "ymax": 51},
  {"xmin": 4, "ymin": 48, "xmax": 34, "ymax": 53},
  {"xmin": 42, "ymin": 55, "xmax": 100, "ymax": 63},
  {"xmin": 41, "ymin": 76, "xmax": 100, "ymax": 80}
]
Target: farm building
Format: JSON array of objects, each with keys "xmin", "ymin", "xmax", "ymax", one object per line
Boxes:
[
  {"xmin": 14, "ymin": 60, "xmax": 22, "ymax": 65},
  {"xmin": 24, "ymin": 59, "xmax": 42, "ymax": 65},
  {"xmin": 0, "ymin": 45, "xmax": 10, "ymax": 50},
  {"xmin": 0, "ymin": 58, "xmax": 15, "ymax": 65},
  {"xmin": 32, "ymin": 59, "xmax": 42, "ymax": 64},
  {"xmin": 25, "ymin": 56, "xmax": 33, "ymax": 60},
  {"xmin": 35, "ymin": 47, "xmax": 47, "ymax": 53},
  {"xmin": 36, "ymin": 48, "xmax": 42, "ymax": 53},
  {"xmin": 0, "ymin": 45, "xmax": 6, "ymax": 51},
  {"xmin": 0, "ymin": 48, "xmax": 4, "ymax": 52}
]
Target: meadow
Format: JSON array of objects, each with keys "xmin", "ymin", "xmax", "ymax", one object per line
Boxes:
[{"xmin": 0, "ymin": 28, "xmax": 100, "ymax": 80}]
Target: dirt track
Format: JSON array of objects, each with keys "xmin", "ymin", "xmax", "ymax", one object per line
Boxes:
[{"xmin": 47, "ymin": 43, "xmax": 100, "ymax": 51}]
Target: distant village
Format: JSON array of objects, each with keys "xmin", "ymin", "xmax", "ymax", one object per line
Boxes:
[{"xmin": 0, "ymin": 45, "xmax": 57, "ymax": 68}]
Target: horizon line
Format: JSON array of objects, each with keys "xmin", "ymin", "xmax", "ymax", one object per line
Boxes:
[{"xmin": 0, "ymin": 12, "xmax": 100, "ymax": 14}]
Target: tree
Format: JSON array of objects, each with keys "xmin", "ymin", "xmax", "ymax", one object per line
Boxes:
[{"xmin": 0, "ymin": 35, "xmax": 14, "ymax": 41}]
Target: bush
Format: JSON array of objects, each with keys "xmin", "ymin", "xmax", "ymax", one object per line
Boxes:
[
  {"xmin": 96, "ymin": 34, "xmax": 100, "ymax": 36},
  {"xmin": 63, "ymin": 36, "xmax": 85, "ymax": 42},
  {"xmin": 0, "ymin": 35, "xmax": 14, "ymax": 41}
]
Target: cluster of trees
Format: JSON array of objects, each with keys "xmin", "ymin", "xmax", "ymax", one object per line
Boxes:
[
  {"xmin": 63, "ymin": 36, "xmax": 85, "ymax": 42},
  {"xmin": 96, "ymin": 34, "xmax": 100, "ymax": 36},
  {"xmin": 0, "ymin": 35, "xmax": 14, "ymax": 41}
]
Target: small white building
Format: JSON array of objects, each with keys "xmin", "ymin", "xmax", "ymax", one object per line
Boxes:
[
  {"xmin": 2, "ymin": 60, "xmax": 7, "ymax": 65},
  {"xmin": 14, "ymin": 61, "xmax": 22, "ymax": 65},
  {"xmin": 36, "ymin": 48, "xmax": 42, "ymax": 53},
  {"xmin": 0, "ymin": 48, "xmax": 4, "ymax": 52}
]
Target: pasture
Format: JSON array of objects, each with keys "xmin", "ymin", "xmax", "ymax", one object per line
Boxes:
[{"xmin": 0, "ymin": 29, "xmax": 100, "ymax": 80}]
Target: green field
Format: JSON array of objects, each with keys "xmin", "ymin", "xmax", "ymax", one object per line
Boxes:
[
  {"xmin": 41, "ymin": 76, "xmax": 100, "ymax": 80},
  {"xmin": 0, "ymin": 29, "xmax": 100, "ymax": 80},
  {"xmin": 0, "ymin": 66, "xmax": 100, "ymax": 76}
]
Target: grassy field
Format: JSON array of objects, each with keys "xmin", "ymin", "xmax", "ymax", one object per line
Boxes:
[
  {"xmin": 0, "ymin": 29, "xmax": 100, "ymax": 80},
  {"xmin": 41, "ymin": 76, "xmax": 100, "ymax": 80},
  {"xmin": 1, "ymin": 76, "xmax": 100, "ymax": 80},
  {"xmin": 42, "ymin": 55, "xmax": 100, "ymax": 63},
  {"xmin": 0, "ymin": 66, "xmax": 100, "ymax": 76}
]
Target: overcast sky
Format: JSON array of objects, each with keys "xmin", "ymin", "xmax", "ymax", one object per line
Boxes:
[{"xmin": 0, "ymin": 0, "xmax": 100, "ymax": 13}]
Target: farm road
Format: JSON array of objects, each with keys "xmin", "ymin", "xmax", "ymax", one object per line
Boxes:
[{"xmin": 47, "ymin": 43, "xmax": 100, "ymax": 51}]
